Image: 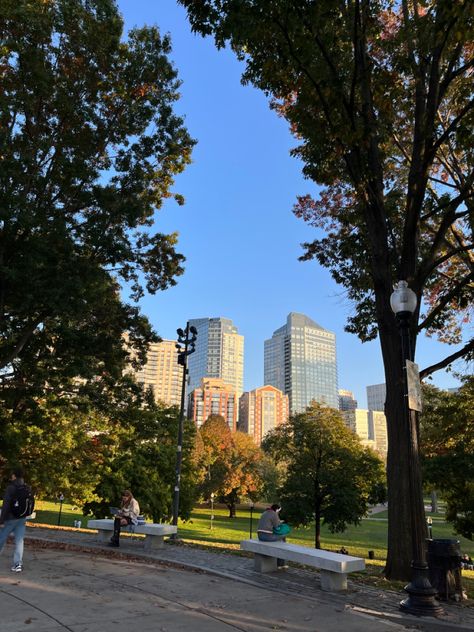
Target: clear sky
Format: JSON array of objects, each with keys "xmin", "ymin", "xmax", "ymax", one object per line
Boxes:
[{"xmin": 117, "ymin": 0, "xmax": 467, "ymax": 407}]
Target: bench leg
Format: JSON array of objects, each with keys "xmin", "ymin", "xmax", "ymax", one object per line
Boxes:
[
  {"xmin": 254, "ymin": 554, "xmax": 278, "ymax": 573},
  {"xmin": 97, "ymin": 529, "xmax": 110, "ymax": 543},
  {"xmin": 144, "ymin": 535, "xmax": 164, "ymax": 551},
  {"xmin": 320, "ymin": 570, "xmax": 347, "ymax": 591}
]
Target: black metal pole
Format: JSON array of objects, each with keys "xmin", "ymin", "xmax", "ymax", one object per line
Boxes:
[
  {"xmin": 397, "ymin": 313, "xmax": 443, "ymax": 617},
  {"xmin": 171, "ymin": 323, "xmax": 197, "ymax": 538},
  {"xmin": 57, "ymin": 494, "xmax": 64, "ymax": 526},
  {"xmin": 249, "ymin": 504, "xmax": 254, "ymax": 539}
]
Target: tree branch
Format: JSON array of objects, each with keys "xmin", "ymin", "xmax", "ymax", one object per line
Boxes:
[
  {"xmin": 0, "ymin": 316, "xmax": 44, "ymax": 370},
  {"xmin": 431, "ymin": 97, "xmax": 474, "ymax": 154},
  {"xmin": 420, "ymin": 338, "xmax": 474, "ymax": 379},
  {"xmin": 417, "ymin": 271, "xmax": 474, "ymax": 332}
]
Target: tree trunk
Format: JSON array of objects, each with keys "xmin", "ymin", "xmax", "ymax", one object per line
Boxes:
[
  {"xmin": 380, "ymin": 324, "xmax": 429, "ymax": 580},
  {"xmin": 228, "ymin": 503, "xmax": 236, "ymax": 519},
  {"xmin": 315, "ymin": 503, "xmax": 321, "ymax": 549}
]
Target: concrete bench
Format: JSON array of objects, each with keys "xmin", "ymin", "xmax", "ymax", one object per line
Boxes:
[
  {"xmin": 241, "ymin": 539, "xmax": 365, "ymax": 591},
  {"xmin": 87, "ymin": 519, "xmax": 177, "ymax": 551}
]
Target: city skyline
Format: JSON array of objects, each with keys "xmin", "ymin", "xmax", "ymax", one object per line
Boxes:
[{"xmin": 117, "ymin": 0, "xmax": 467, "ymax": 409}]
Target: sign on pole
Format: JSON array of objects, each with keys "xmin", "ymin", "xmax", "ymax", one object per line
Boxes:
[{"xmin": 406, "ymin": 360, "xmax": 423, "ymax": 412}]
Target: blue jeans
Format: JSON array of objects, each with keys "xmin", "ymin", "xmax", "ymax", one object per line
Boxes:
[
  {"xmin": 0, "ymin": 518, "xmax": 26, "ymax": 565},
  {"xmin": 258, "ymin": 531, "xmax": 286, "ymax": 566}
]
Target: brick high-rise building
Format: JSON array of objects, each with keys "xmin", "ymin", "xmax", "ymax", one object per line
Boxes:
[
  {"xmin": 188, "ymin": 378, "xmax": 238, "ymax": 430},
  {"xmin": 239, "ymin": 385, "xmax": 289, "ymax": 445}
]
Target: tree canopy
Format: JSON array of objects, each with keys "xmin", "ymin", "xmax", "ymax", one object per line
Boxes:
[
  {"xmin": 84, "ymin": 399, "xmax": 200, "ymax": 523},
  {"xmin": 263, "ymin": 402, "xmax": 386, "ymax": 548},
  {"xmin": 0, "ymin": 0, "xmax": 195, "ymax": 404},
  {"xmin": 198, "ymin": 415, "xmax": 264, "ymax": 517},
  {"xmin": 180, "ymin": 0, "xmax": 473, "ymax": 579}
]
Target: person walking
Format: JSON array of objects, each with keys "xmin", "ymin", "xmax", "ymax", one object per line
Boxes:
[
  {"xmin": 257, "ymin": 503, "xmax": 288, "ymax": 568},
  {"xmin": 0, "ymin": 466, "xmax": 33, "ymax": 572},
  {"xmin": 109, "ymin": 490, "xmax": 140, "ymax": 547}
]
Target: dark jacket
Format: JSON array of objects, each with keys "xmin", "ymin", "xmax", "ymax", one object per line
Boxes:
[{"xmin": 0, "ymin": 478, "xmax": 25, "ymax": 523}]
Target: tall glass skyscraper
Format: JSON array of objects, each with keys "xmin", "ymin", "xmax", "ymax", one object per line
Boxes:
[
  {"xmin": 187, "ymin": 317, "xmax": 244, "ymax": 397},
  {"xmin": 264, "ymin": 312, "xmax": 338, "ymax": 412}
]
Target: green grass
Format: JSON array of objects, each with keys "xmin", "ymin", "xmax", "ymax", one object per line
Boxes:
[
  {"xmin": 31, "ymin": 500, "xmax": 473, "ymax": 558},
  {"xmin": 32, "ymin": 498, "xmax": 91, "ymax": 528},
  {"xmin": 30, "ymin": 499, "xmax": 474, "ymax": 596},
  {"xmin": 178, "ymin": 506, "xmax": 474, "ymax": 559}
]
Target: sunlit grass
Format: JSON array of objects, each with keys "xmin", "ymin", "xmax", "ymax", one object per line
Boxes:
[{"xmin": 29, "ymin": 499, "xmax": 473, "ymax": 597}]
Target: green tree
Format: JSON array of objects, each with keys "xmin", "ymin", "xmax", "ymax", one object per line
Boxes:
[
  {"xmin": 256, "ymin": 452, "xmax": 282, "ymax": 504},
  {"xmin": 180, "ymin": 0, "xmax": 473, "ymax": 578},
  {"xmin": 263, "ymin": 403, "xmax": 386, "ymax": 549},
  {"xmin": 0, "ymin": 392, "xmax": 119, "ymax": 504},
  {"xmin": 0, "ymin": 0, "xmax": 195, "ymax": 404},
  {"xmin": 84, "ymin": 399, "xmax": 200, "ymax": 522},
  {"xmin": 421, "ymin": 378, "xmax": 474, "ymax": 539}
]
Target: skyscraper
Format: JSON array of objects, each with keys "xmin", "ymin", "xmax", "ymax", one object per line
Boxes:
[
  {"xmin": 341, "ymin": 408, "xmax": 388, "ymax": 460},
  {"xmin": 187, "ymin": 317, "xmax": 244, "ymax": 396},
  {"xmin": 264, "ymin": 312, "xmax": 338, "ymax": 412},
  {"xmin": 239, "ymin": 385, "xmax": 289, "ymax": 445},
  {"xmin": 366, "ymin": 383, "xmax": 386, "ymax": 411},
  {"xmin": 338, "ymin": 389, "xmax": 358, "ymax": 411},
  {"xmin": 134, "ymin": 340, "xmax": 183, "ymax": 407}
]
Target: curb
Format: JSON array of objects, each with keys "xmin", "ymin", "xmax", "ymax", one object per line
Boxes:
[{"xmin": 23, "ymin": 533, "xmax": 474, "ymax": 632}]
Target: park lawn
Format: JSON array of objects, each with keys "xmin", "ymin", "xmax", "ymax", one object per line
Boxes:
[
  {"xmin": 30, "ymin": 500, "xmax": 474, "ymax": 597},
  {"xmin": 180, "ymin": 506, "xmax": 474, "ymax": 557},
  {"xmin": 32, "ymin": 498, "xmax": 91, "ymax": 528},
  {"xmin": 31, "ymin": 500, "xmax": 474, "ymax": 558}
]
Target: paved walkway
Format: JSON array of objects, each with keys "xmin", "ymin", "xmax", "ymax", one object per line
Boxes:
[{"xmin": 0, "ymin": 525, "xmax": 472, "ymax": 632}]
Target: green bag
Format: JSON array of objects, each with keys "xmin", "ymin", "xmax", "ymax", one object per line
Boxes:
[{"xmin": 273, "ymin": 523, "xmax": 291, "ymax": 536}]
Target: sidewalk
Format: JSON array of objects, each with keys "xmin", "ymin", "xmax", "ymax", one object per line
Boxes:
[{"xmin": 0, "ymin": 524, "xmax": 472, "ymax": 632}]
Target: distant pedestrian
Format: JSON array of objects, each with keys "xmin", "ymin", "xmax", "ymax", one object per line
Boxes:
[
  {"xmin": 108, "ymin": 490, "xmax": 140, "ymax": 547},
  {"xmin": 0, "ymin": 466, "xmax": 34, "ymax": 572},
  {"xmin": 257, "ymin": 503, "xmax": 288, "ymax": 568}
]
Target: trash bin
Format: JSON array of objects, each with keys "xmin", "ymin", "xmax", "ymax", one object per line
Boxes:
[{"xmin": 427, "ymin": 539, "xmax": 463, "ymax": 601}]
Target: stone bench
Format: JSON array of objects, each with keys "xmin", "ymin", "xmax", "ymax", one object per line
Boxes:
[
  {"xmin": 87, "ymin": 519, "xmax": 177, "ymax": 551},
  {"xmin": 240, "ymin": 539, "xmax": 365, "ymax": 591}
]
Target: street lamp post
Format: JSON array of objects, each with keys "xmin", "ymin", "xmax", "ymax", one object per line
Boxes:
[
  {"xmin": 249, "ymin": 502, "xmax": 255, "ymax": 539},
  {"xmin": 390, "ymin": 281, "xmax": 443, "ymax": 617},
  {"xmin": 210, "ymin": 493, "xmax": 215, "ymax": 530},
  {"xmin": 57, "ymin": 493, "xmax": 64, "ymax": 526},
  {"xmin": 171, "ymin": 322, "xmax": 197, "ymax": 537}
]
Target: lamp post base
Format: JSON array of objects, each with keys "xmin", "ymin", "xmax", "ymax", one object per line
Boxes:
[{"xmin": 399, "ymin": 561, "xmax": 444, "ymax": 617}]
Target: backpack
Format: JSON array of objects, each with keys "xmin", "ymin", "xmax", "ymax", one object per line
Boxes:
[
  {"xmin": 273, "ymin": 523, "xmax": 291, "ymax": 536},
  {"xmin": 10, "ymin": 484, "xmax": 35, "ymax": 518}
]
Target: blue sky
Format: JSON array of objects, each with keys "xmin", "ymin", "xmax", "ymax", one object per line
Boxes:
[{"xmin": 118, "ymin": 0, "xmax": 466, "ymax": 407}]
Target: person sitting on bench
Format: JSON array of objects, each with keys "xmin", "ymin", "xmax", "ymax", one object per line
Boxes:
[
  {"xmin": 109, "ymin": 490, "xmax": 140, "ymax": 548},
  {"xmin": 257, "ymin": 503, "xmax": 288, "ymax": 568}
]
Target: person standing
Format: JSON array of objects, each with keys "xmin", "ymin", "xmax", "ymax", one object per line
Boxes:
[
  {"xmin": 109, "ymin": 490, "xmax": 140, "ymax": 547},
  {"xmin": 257, "ymin": 503, "xmax": 288, "ymax": 568},
  {"xmin": 0, "ymin": 466, "xmax": 33, "ymax": 572}
]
